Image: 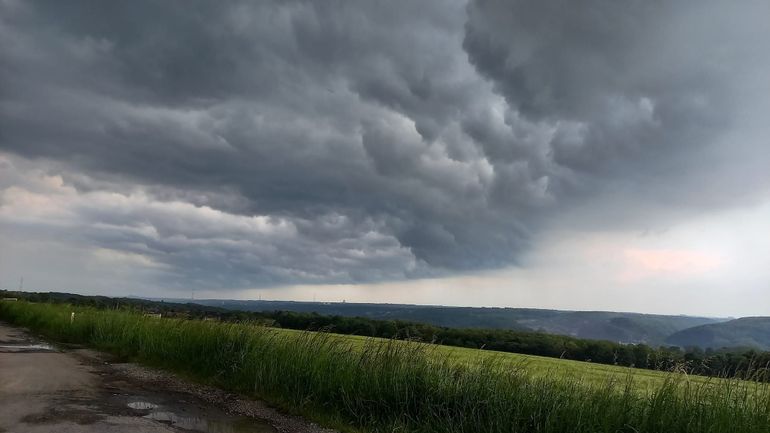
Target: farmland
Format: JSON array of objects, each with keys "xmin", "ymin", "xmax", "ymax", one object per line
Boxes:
[
  {"xmin": 2, "ymin": 301, "xmax": 770, "ymax": 433},
  {"xmin": 281, "ymin": 328, "xmax": 678, "ymax": 391}
]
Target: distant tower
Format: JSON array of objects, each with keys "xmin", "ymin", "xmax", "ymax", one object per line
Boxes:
[{"xmin": 18, "ymin": 276, "xmax": 23, "ymax": 291}]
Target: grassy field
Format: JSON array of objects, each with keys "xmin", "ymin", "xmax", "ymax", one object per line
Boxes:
[
  {"xmin": 280, "ymin": 327, "xmax": 679, "ymax": 391},
  {"xmin": 2, "ymin": 301, "xmax": 770, "ymax": 433}
]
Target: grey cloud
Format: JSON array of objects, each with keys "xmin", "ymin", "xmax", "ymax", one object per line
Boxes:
[
  {"xmin": 464, "ymin": 0, "xmax": 770, "ymax": 217},
  {"xmin": 1, "ymin": 0, "xmax": 769, "ymax": 292},
  {"xmin": 0, "ymin": 156, "xmax": 422, "ymax": 288}
]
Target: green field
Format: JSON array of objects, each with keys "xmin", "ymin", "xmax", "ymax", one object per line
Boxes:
[
  {"xmin": 283, "ymin": 327, "xmax": 679, "ymax": 391},
  {"xmin": 2, "ymin": 301, "xmax": 770, "ymax": 433}
]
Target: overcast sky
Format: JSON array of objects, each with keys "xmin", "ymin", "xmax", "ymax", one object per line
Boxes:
[{"xmin": 2, "ymin": 0, "xmax": 769, "ymax": 316}]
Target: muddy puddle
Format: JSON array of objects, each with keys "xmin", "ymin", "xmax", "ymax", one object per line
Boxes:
[
  {"xmin": 127, "ymin": 401, "xmax": 159, "ymax": 410},
  {"xmin": 125, "ymin": 399, "xmax": 276, "ymax": 433},
  {"xmin": 0, "ymin": 342, "xmax": 57, "ymax": 353}
]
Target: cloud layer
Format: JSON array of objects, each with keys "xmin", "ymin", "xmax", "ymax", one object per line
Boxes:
[{"xmin": 1, "ymin": 0, "xmax": 769, "ymax": 293}]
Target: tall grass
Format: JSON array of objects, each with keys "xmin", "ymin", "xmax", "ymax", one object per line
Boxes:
[{"xmin": 2, "ymin": 301, "xmax": 770, "ymax": 433}]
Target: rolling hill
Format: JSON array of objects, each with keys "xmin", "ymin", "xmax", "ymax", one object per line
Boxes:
[
  {"xmin": 182, "ymin": 299, "xmax": 723, "ymax": 345},
  {"xmin": 666, "ymin": 317, "xmax": 770, "ymax": 350}
]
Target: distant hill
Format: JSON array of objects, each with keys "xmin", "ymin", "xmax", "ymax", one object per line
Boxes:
[
  {"xmin": 178, "ymin": 299, "xmax": 723, "ymax": 345},
  {"xmin": 666, "ymin": 317, "xmax": 770, "ymax": 350},
  {"xmin": 12, "ymin": 288, "xmax": 769, "ymax": 354},
  {"xmin": 518, "ymin": 311, "xmax": 721, "ymax": 345}
]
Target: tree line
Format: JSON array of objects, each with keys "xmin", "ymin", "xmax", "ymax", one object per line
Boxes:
[{"xmin": 3, "ymin": 289, "xmax": 769, "ymax": 380}]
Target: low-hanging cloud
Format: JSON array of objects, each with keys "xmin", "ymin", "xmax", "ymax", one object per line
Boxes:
[
  {"xmin": 1, "ymin": 0, "xmax": 769, "ymax": 293},
  {"xmin": 464, "ymin": 0, "xmax": 770, "ymax": 210}
]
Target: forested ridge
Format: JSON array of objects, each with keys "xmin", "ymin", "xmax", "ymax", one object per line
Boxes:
[{"xmin": 3, "ymin": 289, "xmax": 769, "ymax": 380}]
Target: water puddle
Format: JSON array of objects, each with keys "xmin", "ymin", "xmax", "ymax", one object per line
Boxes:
[
  {"xmin": 0, "ymin": 343, "xmax": 57, "ymax": 353},
  {"xmin": 127, "ymin": 401, "xmax": 158, "ymax": 410},
  {"xmin": 127, "ymin": 401, "xmax": 275, "ymax": 433}
]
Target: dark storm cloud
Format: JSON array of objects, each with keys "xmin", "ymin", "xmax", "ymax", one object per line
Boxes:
[
  {"xmin": 464, "ymin": 0, "xmax": 770, "ymax": 210},
  {"xmin": 1, "ymin": 0, "xmax": 768, "ymax": 290}
]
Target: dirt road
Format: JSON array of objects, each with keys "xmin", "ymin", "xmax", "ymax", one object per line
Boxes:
[{"xmin": 0, "ymin": 323, "xmax": 335, "ymax": 433}]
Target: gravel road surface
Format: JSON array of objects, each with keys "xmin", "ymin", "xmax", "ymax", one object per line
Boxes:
[{"xmin": 0, "ymin": 323, "xmax": 337, "ymax": 433}]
